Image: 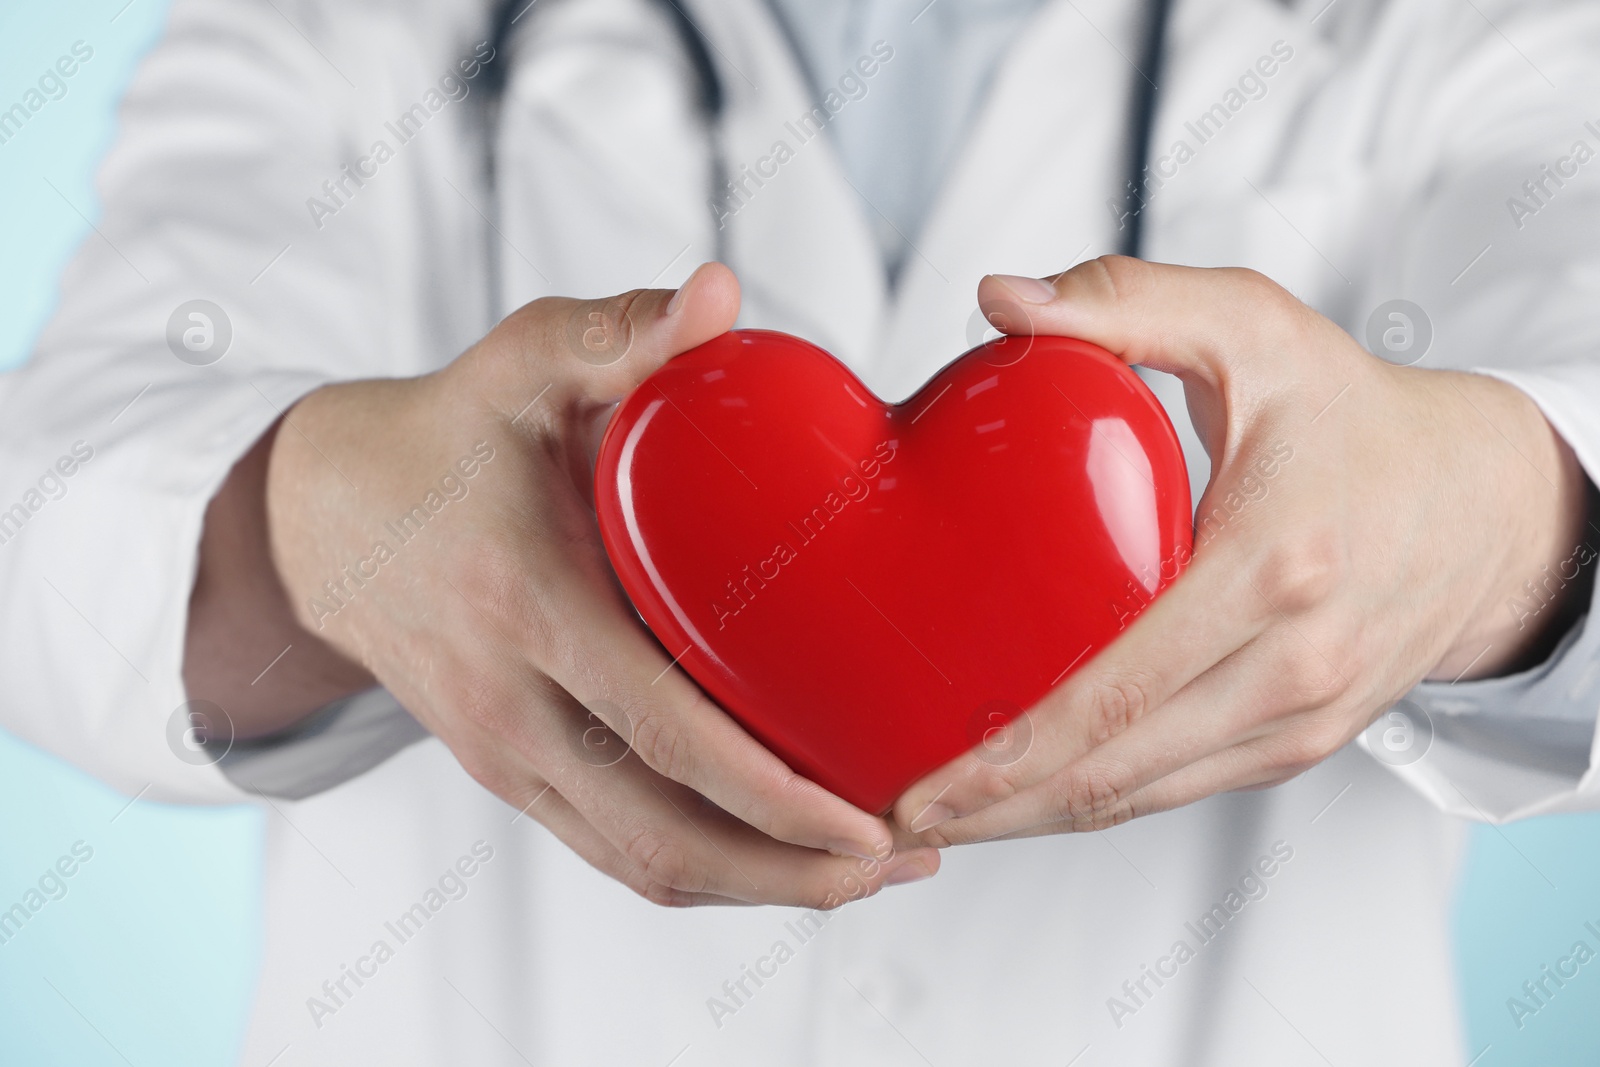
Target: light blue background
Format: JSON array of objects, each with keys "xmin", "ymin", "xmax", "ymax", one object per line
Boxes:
[
  {"xmin": 2, "ymin": 2, "xmax": 1599, "ymax": 1064},
  {"xmin": 0, "ymin": 5, "xmax": 263, "ymax": 1067}
]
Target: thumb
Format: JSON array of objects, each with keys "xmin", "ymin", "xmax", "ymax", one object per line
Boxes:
[
  {"xmin": 560, "ymin": 261, "xmax": 741, "ymax": 401},
  {"xmin": 976, "ymin": 256, "xmax": 1306, "ymax": 390}
]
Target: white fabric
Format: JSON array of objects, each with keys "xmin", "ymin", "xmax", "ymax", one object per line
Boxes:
[
  {"xmin": 764, "ymin": 0, "xmax": 1052, "ymax": 277},
  {"xmin": 3, "ymin": 0, "xmax": 1600, "ymax": 1062}
]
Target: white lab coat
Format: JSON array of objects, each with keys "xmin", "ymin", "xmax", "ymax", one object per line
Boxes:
[{"xmin": 5, "ymin": 0, "xmax": 1600, "ymax": 1062}]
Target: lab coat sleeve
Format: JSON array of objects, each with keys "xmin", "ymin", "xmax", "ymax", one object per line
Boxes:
[
  {"xmin": 0, "ymin": 0, "xmax": 494, "ymax": 802},
  {"xmin": 1349, "ymin": 0, "xmax": 1600, "ymax": 821}
]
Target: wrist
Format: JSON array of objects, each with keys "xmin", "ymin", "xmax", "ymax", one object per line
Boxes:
[
  {"xmin": 185, "ymin": 405, "xmax": 375, "ymax": 741},
  {"xmin": 1430, "ymin": 373, "xmax": 1595, "ymax": 681}
]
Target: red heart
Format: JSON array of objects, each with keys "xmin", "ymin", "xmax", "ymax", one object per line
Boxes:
[{"xmin": 595, "ymin": 330, "xmax": 1192, "ymax": 814}]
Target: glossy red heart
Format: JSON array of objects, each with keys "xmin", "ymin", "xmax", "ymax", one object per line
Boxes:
[{"xmin": 595, "ymin": 330, "xmax": 1192, "ymax": 814}]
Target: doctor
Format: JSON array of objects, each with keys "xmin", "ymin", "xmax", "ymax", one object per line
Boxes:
[{"xmin": 5, "ymin": 0, "xmax": 1600, "ymax": 1062}]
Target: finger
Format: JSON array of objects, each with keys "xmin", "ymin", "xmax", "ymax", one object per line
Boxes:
[
  {"xmin": 894, "ymin": 537, "xmax": 1272, "ymax": 834},
  {"xmin": 985, "ymin": 713, "xmax": 1358, "ymax": 842},
  {"xmin": 514, "ymin": 261, "xmax": 742, "ymax": 405},
  {"xmin": 451, "ymin": 687, "xmax": 902, "ymax": 908},
  {"xmin": 457, "ymin": 729, "xmax": 753, "ymax": 907},
  {"xmin": 910, "ymin": 629, "xmax": 1347, "ymax": 845},
  {"xmin": 977, "ymin": 256, "xmax": 1319, "ymax": 383},
  {"xmin": 532, "ymin": 562, "xmax": 899, "ymax": 862},
  {"xmin": 448, "ymin": 656, "xmax": 933, "ymax": 906},
  {"xmin": 512, "ymin": 773, "xmax": 755, "ymax": 908},
  {"xmin": 575, "ymin": 765, "xmax": 942, "ymax": 908}
]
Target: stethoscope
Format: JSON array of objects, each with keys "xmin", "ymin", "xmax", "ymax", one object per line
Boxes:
[{"xmin": 483, "ymin": 0, "xmax": 1173, "ymax": 263}]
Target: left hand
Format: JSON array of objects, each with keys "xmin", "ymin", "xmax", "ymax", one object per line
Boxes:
[{"xmin": 894, "ymin": 256, "xmax": 1592, "ymax": 843}]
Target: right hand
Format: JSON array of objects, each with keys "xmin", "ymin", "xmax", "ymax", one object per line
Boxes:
[{"xmin": 263, "ymin": 263, "xmax": 938, "ymax": 906}]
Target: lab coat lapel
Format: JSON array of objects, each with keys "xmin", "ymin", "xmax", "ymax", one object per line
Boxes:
[
  {"xmin": 882, "ymin": 0, "xmax": 1344, "ymax": 400},
  {"xmin": 880, "ymin": 0, "xmax": 1147, "ymax": 402},
  {"xmin": 678, "ymin": 0, "xmax": 890, "ymax": 381},
  {"xmin": 1141, "ymin": 0, "xmax": 1347, "ymax": 307}
]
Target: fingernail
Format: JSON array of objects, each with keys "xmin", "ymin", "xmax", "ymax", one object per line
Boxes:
[
  {"xmin": 664, "ymin": 263, "xmax": 706, "ymax": 318},
  {"xmin": 990, "ymin": 274, "xmax": 1057, "ymax": 304},
  {"xmin": 884, "ymin": 859, "xmax": 935, "ymax": 887},
  {"xmin": 828, "ymin": 839, "xmax": 885, "ymax": 862},
  {"xmin": 908, "ymin": 802, "xmax": 953, "ymax": 834},
  {"xmin": 665, "ymin": 285, "xmax": 689, "ymax": 318}
]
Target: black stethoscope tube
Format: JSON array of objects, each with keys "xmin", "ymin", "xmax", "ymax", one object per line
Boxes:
[{"xmin": 1121, "ymin": 0, "xmax": 1173, "ymax": 258}]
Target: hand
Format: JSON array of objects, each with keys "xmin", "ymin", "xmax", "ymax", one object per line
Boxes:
[
  {"xmin": 227, "ymin": 263, "xmax": 935, "ymax": 905},
  {"xmin": 894, "ymin": 256, "xmax": 1592, "ymax": 843}
]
